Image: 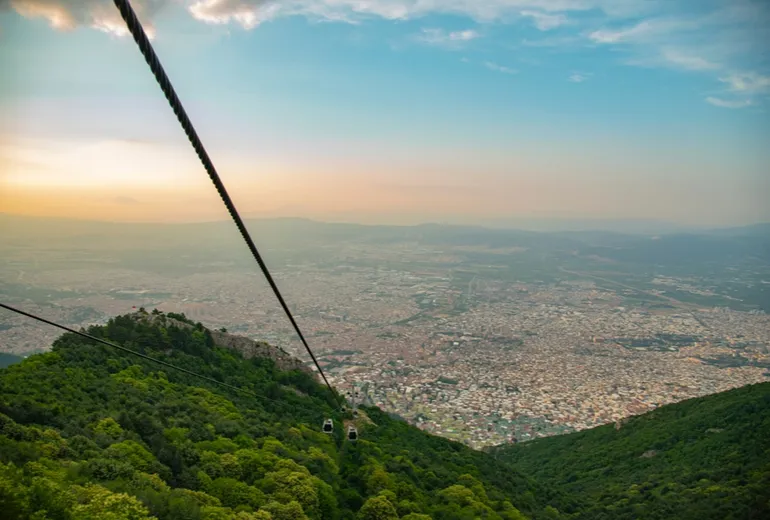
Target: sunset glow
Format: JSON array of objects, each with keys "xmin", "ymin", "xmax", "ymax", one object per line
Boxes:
[{"xmin": 1, "ymin": 0, "xmax": 768, "ymax": 226}]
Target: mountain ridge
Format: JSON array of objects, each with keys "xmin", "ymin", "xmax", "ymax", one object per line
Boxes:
[{"xmin": 3, "ymin": 212, "xmax": 769, "ymax": 237}]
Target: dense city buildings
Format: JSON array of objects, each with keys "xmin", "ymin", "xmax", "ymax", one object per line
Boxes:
[{"xmin": 3, "ymin": 229, "xmax": 769, "ymax": 448}]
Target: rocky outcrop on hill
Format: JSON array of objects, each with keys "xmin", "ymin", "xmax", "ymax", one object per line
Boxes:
[
  {"xmin": 208, "ymin": 329, "xmax": 312, "ymax": 375},
  {"xmin": 129, "ymin": 310, "xmax": 313, "ymax": 376}
]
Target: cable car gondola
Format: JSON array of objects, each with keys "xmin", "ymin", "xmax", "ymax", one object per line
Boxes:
[
  {"xmin": 347, "ymin": 425, "xmax": 358, "ymax": 442},
  {"xmin": 323, "ymin": 418, "xmax": 334, "ymax": 434}
]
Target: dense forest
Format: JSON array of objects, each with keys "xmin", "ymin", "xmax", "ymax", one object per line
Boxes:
[
  {"xmin": 0, "ymin": 311, "xmax": 558, "ymax": 520},
  {"xmin": 489, "ymin": 382, "xmax": 770, "ymax": 519},
  {"xmin": 1, "ymin": 310, "xmax": 768, "ymax": 519}
]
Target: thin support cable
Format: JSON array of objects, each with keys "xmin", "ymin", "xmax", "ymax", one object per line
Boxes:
[
  {"xmin": 0, "ymin": 303, "xmax": 341, "ymax": 415},
  {"xmin": 110, "ymin": 0, "xmax": 341, "ymax": 409}
]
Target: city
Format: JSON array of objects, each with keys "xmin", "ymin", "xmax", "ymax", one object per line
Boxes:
[{"xmin": 3, "ymin": 223, "xmax": 768, "ymax": 448}]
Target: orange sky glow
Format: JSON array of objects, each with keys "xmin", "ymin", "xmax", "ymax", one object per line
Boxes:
[{"xmin": 2, "ymin": 134, "xmax": 768, "ymax": 227}]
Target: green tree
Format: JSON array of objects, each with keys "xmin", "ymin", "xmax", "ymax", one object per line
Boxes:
[
  {"xmin": 262, "ymin": 466, "xmax": 319, "ymax": 518},
  {"xmin": 70, "ymin": 483, "xmax": 155, "ymax": 520},
  {"xmin": 262, "ymin": 500, "xmax": 308, "ymax": 520},
  {"xmin": 206, "ymin": 477, "xmax": 264, "ymax": 509},
  {"xmin": 104, "ymin": 440, "xmax": 157, "ymax": 472},
  {"xmin": 366, "ymin": 467, "xmax": 394, "ymax": 496},
  {"xmin": 93, "ymin": 418, "xmax": 124, "ymax": 438},
  {"xmin": 357, "ymin": 496, "xmax": 398, "ymax": 520}
]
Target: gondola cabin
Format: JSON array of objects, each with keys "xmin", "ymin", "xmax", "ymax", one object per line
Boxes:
[
  {"xmin": 323, "ymin": 418, "xmax": 333, "ymax": 434},
  {"xmin": 347, "ymin": 425, "xmax": 358, "ymax": 442}
]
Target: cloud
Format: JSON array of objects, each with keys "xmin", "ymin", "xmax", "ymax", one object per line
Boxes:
[
  {"xmin": 587, "ymin": 3, "xmax": 770, "ymax": 105},
  {"xmin": 416, "ymin": 27, "xmax": 480, "ymax": 48},
  {"xmin": 5, "ymin": 0, "xmax": 658, "ymax": 34},
  {"xmin": 183, "ymin": 0, "xmax": 654, "ymax": 29},
  {"xmin": 5, "ymin": 0, "xmax": 161, "ymax": 37},
  {"xmin": 6, "ymin": 0, "xmax": 769, "ymax": 112},
  {"xmin": 568, "ymin": 72, "xmax": 591, "ymax": 82},
  {"xmin": 719, "ymin": 72, "xmax": 770, "ymax": 93},
  {"xmin": 520, "ymin": 9, "xmax": 568, "ymax": 30},
  {"xmin": 188, "ymin": 0, "xmax": 275, "ymax": 29},
  {"xmin": 588, "ymin": 20, "xmax": 655, "ymax": 44},
  {"xmin": 659, "ymin": 49, "xmax": 719, "ymax": 71},
  {"xmin": 705, "ymin": 96, "xmax": 752, "ymax": 109},
  {"xmin": 484, "ymin": 61, "xmax": 517, "ymax": 74}
]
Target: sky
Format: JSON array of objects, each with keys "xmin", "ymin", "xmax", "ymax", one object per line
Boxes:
[{"xmin": 1, "ymin": 0, "xmax": 769, "ymax": 227}]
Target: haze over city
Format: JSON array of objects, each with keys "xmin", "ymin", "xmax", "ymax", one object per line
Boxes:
[{"xmin": 2, "ymin": 0, "xmax": 769, "ymax": 226}]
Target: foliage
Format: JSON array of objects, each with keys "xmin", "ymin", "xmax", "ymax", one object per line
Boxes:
[
  {"xmin": 5, "ymin": 311, "xmax": 763, "ymax": 519},
  {"xmin": 490, "ymin": 382, "xmax": 770, "ymax": 519},
  {"xmin": 0, "ymin": 312, "xmax": 557, "ymax": 519}
]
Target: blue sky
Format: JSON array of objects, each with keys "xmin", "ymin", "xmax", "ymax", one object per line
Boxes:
[{"xmin": 1, "ymin": 0, "xmax": 768, "ymax": 226}]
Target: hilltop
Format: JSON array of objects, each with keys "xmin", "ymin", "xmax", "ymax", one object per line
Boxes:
[
  {"xmin": 133, "ymin": 310, "xmax": 311, "ymax": 375},
  {"xmin": 489, "ymin": 382, "xmax": 770, "ymax": 519},
  {"xmin": 0, "ymin": 311, "xmax": 558, "ymax": 519}
]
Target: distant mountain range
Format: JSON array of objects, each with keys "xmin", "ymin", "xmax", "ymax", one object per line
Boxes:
[
  {"xmin": 3, "ymin": 213, "xmax": 768, "ymax": 271},
  {"xmin": 3, "ymin": 212, "xmax": 769, "ymax": 237}
]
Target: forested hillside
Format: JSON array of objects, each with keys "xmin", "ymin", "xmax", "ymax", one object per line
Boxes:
[
  {"xmin": 0, "ymin": 311, "xmax": 560, "ymax": 520},
  {"xmin": 489, "ymin": 382, "xmax": 770, "ymax": 520},
  {"xmin": 2, "ymin": 309, "xmax": 767, "ymax": 519}
]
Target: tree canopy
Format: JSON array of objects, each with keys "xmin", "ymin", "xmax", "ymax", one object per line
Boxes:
[
  {"xmin": 1, "ymin": 310, "xmax": 766, "ymax": 519},
  {"xmin": 489, "ymin": 381, "xmax": 770, "ymax": 519},
  {"xmin": 0, "ymin": 311, "xmax": 545, "ymax": 519}
]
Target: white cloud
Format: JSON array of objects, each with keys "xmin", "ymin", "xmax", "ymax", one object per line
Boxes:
[
  {"xmin": 520, "ymin": 9, "xmax": 568, "ymax": 30},
  {"xmin": 5, "ymin": 0, "xmax": 769, "ymax": 115},
  {"xmin": 484, "ymin": 61, "xmax": 517, "ymax": 74},
  {"xmin": 719, "ymin": 72, "xmax": 770, "ymax": 93},
  {"xmin": 5, "ymin": 0, "xmax": 657, "ymax": 34},
  {"xmin": 705, "ymin": 97, "xmax": 752, "ymax": 109},
  {"xmin": 588, "ymin": 20, "xmax": 654, "ymax": 43},
  {"xmin": 188, "ymin": 0, "xmax": 275, "ymax": 29},
  {"xmin": 587, "ymin": 17, "xmax": 701, "ymax": 45},
  {"xmin": 587, "ymin": 4, "xmax": 770, "ymax": 105},
  {"xmin": 659, "ymin": 49, "xmax": 719, "ymax": 71},
  {"xmin": 568, "ymin": 72, "xmax": 591, "ymax": 82},
  {"xmin": 416, "ymin": 28, "xmax": 480, "ymax": 48},
  {"xmin": 5, "ymin": 0, "xmax": 161, "ymax": 37}
]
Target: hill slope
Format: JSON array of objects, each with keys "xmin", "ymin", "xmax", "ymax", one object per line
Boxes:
[
  {"xmin": 489, "ymin": 382, "xmax": 770, "ymax": 520},
  {"xmin": 0, "ymin": 311, "xmax": 561, "ymax": 520},
  {"xmin": 2, "ymin": 310, "xmax": 768, "ymax": 519}
]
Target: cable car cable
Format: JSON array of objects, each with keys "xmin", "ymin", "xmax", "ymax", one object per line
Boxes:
[{"xmin": 109, "ymin": 0, "xmax": 342, "ymax": 410}]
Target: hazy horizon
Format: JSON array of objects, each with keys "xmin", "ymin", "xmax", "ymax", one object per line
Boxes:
[
  {"xmin": 3, "ymin": 210, "xmax": 770, "ymax": 236},
  {"xmin": 2, "ymin": 0, "xmax": 769, "ymax": 226}
]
